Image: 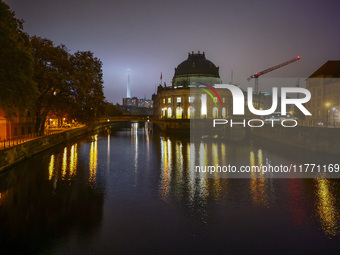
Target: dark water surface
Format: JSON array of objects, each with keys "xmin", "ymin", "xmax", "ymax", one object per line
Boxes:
[{"xmin": 1, "ymin": 124, "xmax": 340, "ymax": 254}]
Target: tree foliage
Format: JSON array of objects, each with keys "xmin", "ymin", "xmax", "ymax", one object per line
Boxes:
[
  {"xmin": 31, "ymin": 36, "xmax": 105, "ymax": 133},
  {"xmin": 69, "ymin": 51, "xmax": 105, "ymax": 124},
  {"xmin": 30, "ymin": 36, "xmax": 72, "ymax": 133},
  {"xmin": 102, "ymin": 101, "xmax": 122, "ymax": 117},
  {"xmin": 0, "ymin": 1, "xmax": 37, "ymax": 117},
  {"xmin": 1, "ymin": 3, "xmax": 106, "ymax": 131}
]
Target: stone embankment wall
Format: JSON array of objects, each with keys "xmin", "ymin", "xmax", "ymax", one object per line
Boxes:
[{"xmin": 0, "ymin": 123, "xmax": 111, "ymax": 172}]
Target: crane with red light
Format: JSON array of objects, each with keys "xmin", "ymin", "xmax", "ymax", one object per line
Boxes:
[{"xmin": 248, "ymin": 56, "xmax": 300, "ymax": 93}]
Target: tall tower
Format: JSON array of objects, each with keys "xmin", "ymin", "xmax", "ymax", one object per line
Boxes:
[{"xmin": 127, "ymin": 70, "xmax": 131, "ymax": 98}]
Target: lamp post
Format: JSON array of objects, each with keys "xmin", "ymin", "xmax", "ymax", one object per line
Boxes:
[
  {"xmin": 332, "ymin": 107, "xmax": 336, "ymax": 128},
  {"xmin": 325, "ymin": 103, "xmax": 330, "ymax": 127}
]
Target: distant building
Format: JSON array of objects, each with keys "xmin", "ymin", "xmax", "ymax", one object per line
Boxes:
[
  {"xmin": 121, "ymin": 97, "xmax": 153, "ymax": 115},
  {"xmin": 122, "ymin": 97, "xmax": 138, "ymax": 107},
  {"xmin": 137, "ymin": 98, "xmax": 153, "ymax": 108},
  {"xmin": 306, "ymin": 61, "xmax": 340, "ymax": 126},
  {"xmin": 122, "ymin": 97, "xmax": 153, "ymax": 108}
]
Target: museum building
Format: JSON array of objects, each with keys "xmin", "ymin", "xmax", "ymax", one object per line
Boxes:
[{"xmin": 152, "ymin": 52, "xmax": 235, "ymax": 119}]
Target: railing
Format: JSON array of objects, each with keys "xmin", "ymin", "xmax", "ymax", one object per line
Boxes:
[{"xmin": 0, "ymin": 129, "xmax": 63, "ymax": 150}]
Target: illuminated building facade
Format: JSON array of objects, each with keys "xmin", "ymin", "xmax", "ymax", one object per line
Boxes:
[
  {"xmin": 153, "ymin": 52, "xmax": 237, "ymax": 119},
  {"xmin": 0, "ymin": 108, "xmax": 35, "ymax": 140},
  {"xmin": 122, "ymin": 97, "xmax": 153, "ymax": 108},
  {"xmin": 306, "ymin": 61, "xmax": 340, "ymax": 126}
]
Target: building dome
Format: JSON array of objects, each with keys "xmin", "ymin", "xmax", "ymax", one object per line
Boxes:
[
  {"xmin": 174, "ymin": 51, "xmax": 220, "ymax": 77},
  {"xmin": 172, "ymin": 51, "xmax": 221, "ymax": 88}
]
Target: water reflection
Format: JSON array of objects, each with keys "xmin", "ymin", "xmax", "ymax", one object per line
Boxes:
[
  {"xmin": 250, "ymin": 149, "xmax": 269, "ymax": 207},
  {"xmin": 289, "ymin": 178, "xmax": 307, "ymax": 226},
  {"xmin": 89, "ymin": 135, "xmax": 98, "ymax": 187},
  {"xmin": 62, "ymin": 147, "xmax": 67, "ymax": 179},
  {"xmin": 48, "ymin": 154, "xmax": 55, "ymax": 180},
  {"xmin": 69, "ymin": 144, "xmax": 77, "ymax": 177},
  {"xmin": 160, "ymin": 138, "xmax": 171, "ymax": 200},
  {"xmin": 315, "ymin": 178, "xmax": 340, "ymax": 237},
  {"xmin": 133, "ymin": 123, "xmax": 138, "ymax": 184},
  {"xmin": 1, "ymin": 126, "xmax": 340, "ymax": 254},
  {"xmin": 107, "ymin": 134, "xmax": 110, "ymax": 174},
  {"xmin": 48, "ymin": 143, "xmax": 78, "ymax": 183}
]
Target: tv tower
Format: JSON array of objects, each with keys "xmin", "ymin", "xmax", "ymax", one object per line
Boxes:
[{"xmin": 127, "ymin": 69, "xmax": 131, "ymax": 98}]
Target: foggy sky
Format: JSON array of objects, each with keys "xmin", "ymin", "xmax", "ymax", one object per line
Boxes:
[{"xmin": 4, "ymin": 0, "xmax": 340, "ymax": 104}]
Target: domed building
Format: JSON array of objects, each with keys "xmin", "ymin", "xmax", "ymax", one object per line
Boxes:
[
  {"xmin": 153, "ymin": 51, "xmax": 232, "ymax": 119},
  {"xmin": 172, "ymin": 51, "xmax": 221, "ymax": 89}
]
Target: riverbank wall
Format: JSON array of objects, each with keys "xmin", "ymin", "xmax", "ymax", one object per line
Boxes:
[
  {"xmin": 0, "ymin": 123, "xmax": 113, "ymax": 173},
  {"xmin": 248, "ymin": 125, "xmax": 340, "ymax": 156}
]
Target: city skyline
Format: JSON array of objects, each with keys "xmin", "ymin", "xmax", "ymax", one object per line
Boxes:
[{"xmin": 4, "ymin": 0, "xmax": 340, "ymax": 104}]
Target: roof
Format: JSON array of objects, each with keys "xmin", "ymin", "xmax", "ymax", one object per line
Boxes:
[
  {"xmin": 174, "ymin": 52, "xmax": 220, "ymax": 77},
  {"xmin": 308, "ymin": 61, "xmax": 340, "ymax": 78}
]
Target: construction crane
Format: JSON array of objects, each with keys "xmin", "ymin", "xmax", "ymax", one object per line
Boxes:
[{"xmin": 248, "ymin": 56, "xmax": 300, "ymax": 93}]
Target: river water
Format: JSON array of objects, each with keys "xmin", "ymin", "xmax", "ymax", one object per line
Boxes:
[{"xmin": 0, "ymin": 123, "xmax": 340, "ymax": 254}]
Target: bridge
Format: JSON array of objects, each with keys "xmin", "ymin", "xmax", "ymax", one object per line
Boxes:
[
  {"xmin": 99, "ymin": 116, "xmax": 190, "ymax": 133},
  {"xmin": 99, "ymin": 116, "xmax": 244, "ymax": 138}
]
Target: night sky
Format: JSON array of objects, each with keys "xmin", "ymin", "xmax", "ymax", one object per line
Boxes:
[{"xmin": 4, "ymin": 0, "xmax": 340, "ymax": 104}]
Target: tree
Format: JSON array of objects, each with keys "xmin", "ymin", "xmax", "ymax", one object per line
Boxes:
[
  {"xmin": 0, "ymin": 1, "xmax": 37, "ymax": 117},
  {"xmin": 30, "ymin": 36, "xmax": 72, "ymax": 133},
  {"xmin": 31, "ymin": 37, "xmax": 105, "ymax": 132},
  {"xmin": 69, "ymin": 51, "xmax": 105, "ymax": 124},
  {"xmin": 102, "ymin": 101, "xmax": 122, "ymax": 117}
]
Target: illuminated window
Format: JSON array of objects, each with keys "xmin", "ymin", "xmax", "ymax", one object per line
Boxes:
[
  {"xmin": 176, "ymin": 107, "xmax": 183, "ymax": 119},
  {"xmin": 163, "ymin": 98, "xmax": 165, "ymax": 104},
  {"xmin": 201, "ymin": 94, "xmax": 207, "ymax": 118},
  {"xmin": 167, "ymin": 107, "xmax": 172, "ymax": 118},
  {"xmin": 168, "ymin": 98, "xmax": 171, "ymax": 103},
  {"xmin": 213, "ymin": 107, "xmax": 218, "ymax": 118},
  {"xmin": 189, "ymin": 96, "xmax": 194, "ymax": 103},
  {"xmin": 222, "ymin": 107, "xmax": 226, "ymax": 118},
  {"xmin": 188, "ymin": 106, "xmax": 195, "ymax": 119},
  {"xmin": 177, "ymin": 97, "xmax": 181, "ymax": 103},
  {"xmin": 222, "ymin": 97, "xmax": 225, "ymax": 103}
]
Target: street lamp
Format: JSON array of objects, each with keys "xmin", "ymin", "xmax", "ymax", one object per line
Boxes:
[{"xmin": 325, "ymin": 103, "xmax": 330, "ymax": 127}]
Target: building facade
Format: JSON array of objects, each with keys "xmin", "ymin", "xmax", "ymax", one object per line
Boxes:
[
  {"xmin": 306, "ymin": 61, "xmax": 340, "ymax": 126},
  {"xmin": 153, "ymin": 52, "xmax": 238, "ymax": 119},
  {"xmin": 122, "ymin": 97, "xmax": 153, "ymax": 108},
  {"xmin": 0, "ymin": 108, "xmax": 35, "ymax": 140}
]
